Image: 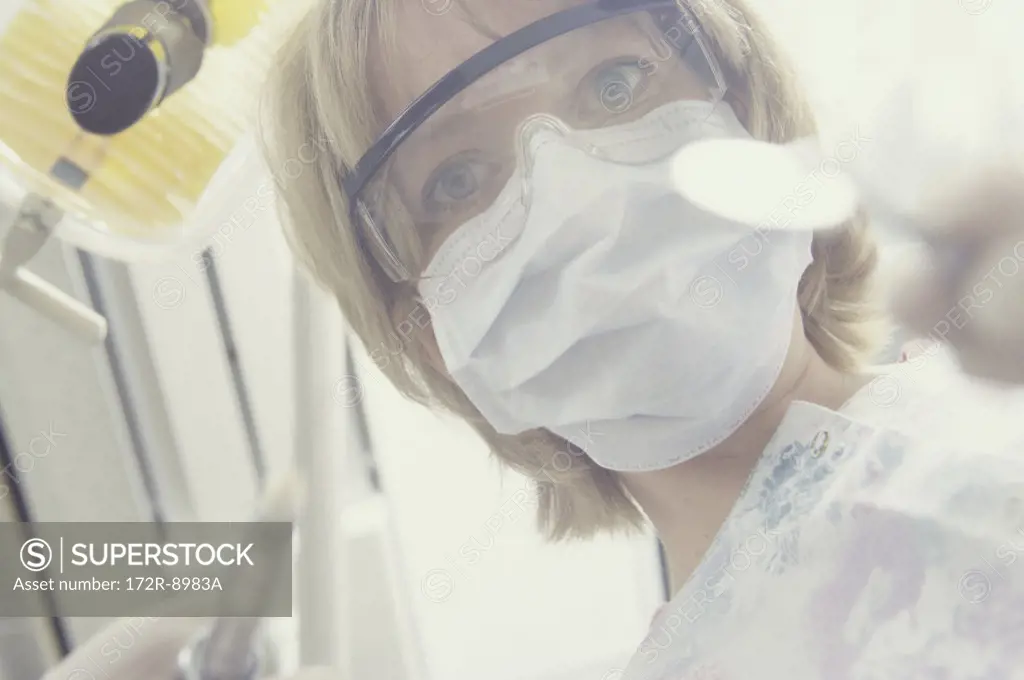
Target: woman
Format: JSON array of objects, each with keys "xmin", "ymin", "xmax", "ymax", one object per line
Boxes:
[
  {"xmin": 264, "ymin": 0, "xmax": 887, "ymax": 576},
  {"xmin": 44, "ymin": 0, "xmax": 1024, "ymax": 678}
]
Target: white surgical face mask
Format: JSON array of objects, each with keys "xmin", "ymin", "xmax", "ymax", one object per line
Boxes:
[{"xmin": 418, "ymin": 100, "xmax": 814, "ymax": 472}]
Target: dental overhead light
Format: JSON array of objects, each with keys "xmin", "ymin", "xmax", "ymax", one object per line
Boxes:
[{"xmin": 0, "ymin": 0, "xmax": 301, "ymax": 342}]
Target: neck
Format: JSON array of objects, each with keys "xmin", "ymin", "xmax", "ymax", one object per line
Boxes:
[{"xmin": 620, "ymin": 326, "xmax": 870, "ymax": 594}]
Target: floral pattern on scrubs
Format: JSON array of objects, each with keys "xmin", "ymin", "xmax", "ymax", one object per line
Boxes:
[{"xmin": 623, "ymin": 345, "xmax": 1024, "ymax": 680}]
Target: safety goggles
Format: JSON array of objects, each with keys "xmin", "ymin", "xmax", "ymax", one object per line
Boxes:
[{"xmin": 341, "ymin": 0, "xmax": 728, "ymax": 283}]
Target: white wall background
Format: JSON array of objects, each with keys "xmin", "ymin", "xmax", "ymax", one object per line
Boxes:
[{"xmin": 749, "ymin": 0, "xmax": 1024, "ymax": 151}]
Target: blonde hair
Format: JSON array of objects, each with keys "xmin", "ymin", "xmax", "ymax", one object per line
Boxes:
[{"xmin": 260, "ymin": 0, "xmax": 887, "ymax": 541}]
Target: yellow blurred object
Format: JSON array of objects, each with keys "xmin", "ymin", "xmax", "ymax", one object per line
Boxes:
[
  {"xmin": 210, "ymin": 0, "xmax": 271, "ymax": 46},
  {"xmin": 0, "ymin": 0, "xmax": 303, "ymax": 258}
]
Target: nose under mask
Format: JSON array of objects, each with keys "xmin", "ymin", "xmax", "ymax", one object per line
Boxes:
[{"xmin": 418, "ymin": 100, "xmax": 814, "ymax": 472}]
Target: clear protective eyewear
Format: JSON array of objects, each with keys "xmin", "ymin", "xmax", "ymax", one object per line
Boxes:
[{"xmin": 341, "ymin": 0, "xmax": 730, "ymax": 283}]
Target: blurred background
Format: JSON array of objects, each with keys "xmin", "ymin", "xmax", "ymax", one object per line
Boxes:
[{"xmin": 0, "ymin": 1, "xmax": 1020, "ymax": 679}]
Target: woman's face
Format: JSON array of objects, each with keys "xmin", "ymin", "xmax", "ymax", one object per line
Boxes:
[{"xmin": 370, "ymin": 0, "xmax": 719, "ymax": 267}]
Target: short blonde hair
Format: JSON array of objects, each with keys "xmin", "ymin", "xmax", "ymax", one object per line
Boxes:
[{"xmin": 259, "ymin": 0, "xmax": 887, "ymax": 541}]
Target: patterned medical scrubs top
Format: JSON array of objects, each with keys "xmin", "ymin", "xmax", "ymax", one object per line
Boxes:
[{"xmin": 623, "ymin": 343, "xmax": 1024, "ymax": 680}]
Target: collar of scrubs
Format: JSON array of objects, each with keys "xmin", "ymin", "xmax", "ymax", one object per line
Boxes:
[
  {"xmin": 627, "ymin": 400, "xmax": 884, "ymax": 678},
  {"xmin": 625, "ymin": 358, "xmax": 1024, "ymax": 680}
]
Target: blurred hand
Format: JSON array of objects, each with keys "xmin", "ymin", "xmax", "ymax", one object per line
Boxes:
[
  {"xmin": 891, "ymin": 168, "xmax": 1024, "ymax": 384},
  {"xmin": 41, "ymin": 616, "xmax": 339, "ymax": 680}
]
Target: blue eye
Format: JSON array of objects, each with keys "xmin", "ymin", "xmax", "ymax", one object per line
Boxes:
[
  {"xmin": 588, "ymin": 60, "xmax": 648, "ymax": 116},
  {"xmin": 423, "ymin": 152, "xmax": 499, "ymax": 214}
]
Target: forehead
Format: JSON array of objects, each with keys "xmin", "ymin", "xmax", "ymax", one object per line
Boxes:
[{"xmin": 374, "ymin": 0, "xmax": 583, "ymax": 121}]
